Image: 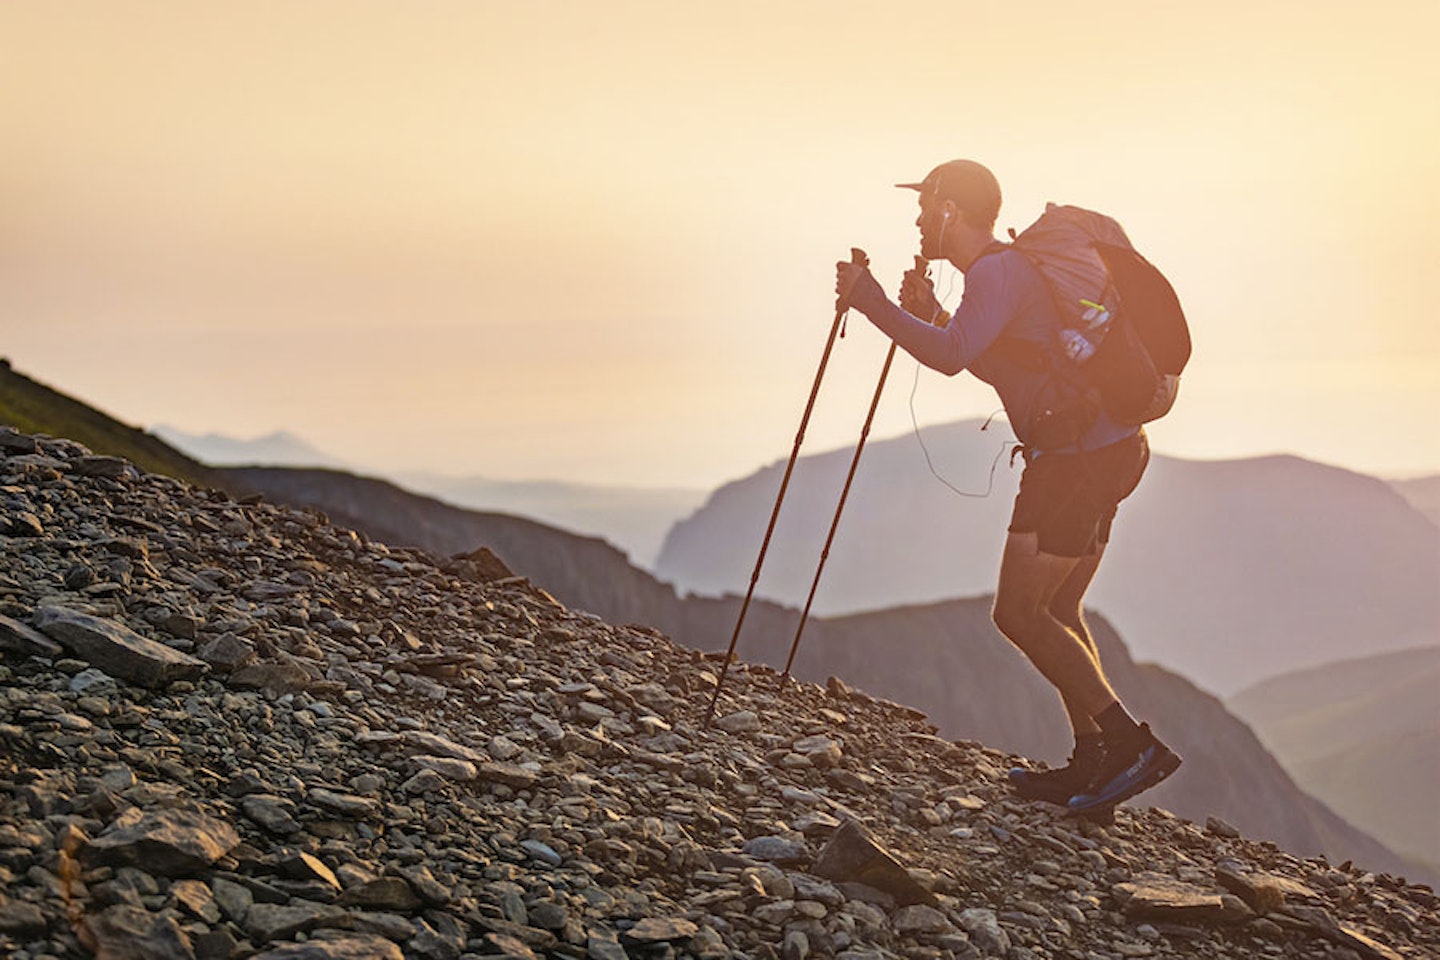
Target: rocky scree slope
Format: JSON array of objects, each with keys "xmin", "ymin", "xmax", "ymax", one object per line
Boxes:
[
  {"xmin": 0, "ymin": 428, "xmax": 1435, "ymax": 960},
  {"xmin": 227, "ymin": 465, "xmax": 1418, "ymax": 885}
]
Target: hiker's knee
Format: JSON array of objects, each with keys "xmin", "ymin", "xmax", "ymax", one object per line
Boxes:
[
  {"xmin": 992, "ymin": 595, "xmax": 1039, "ymax": 643},
  {"xmin": 1048, "ymin": 600, "xmax": 1083, "ymax": 633}
]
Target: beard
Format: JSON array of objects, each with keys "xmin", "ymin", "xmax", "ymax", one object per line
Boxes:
[{"xmin": 919, "ymin": 213, "xmax": 949, "ymax": 260}]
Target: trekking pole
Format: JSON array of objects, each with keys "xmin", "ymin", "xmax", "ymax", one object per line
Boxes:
[
  {"xmin": 703, "ymin": 248, "xmax": 869, "ymax": 728},
  {"xmin": 778, "ymin": 337, "xmax": 898, "ymax": 689}
]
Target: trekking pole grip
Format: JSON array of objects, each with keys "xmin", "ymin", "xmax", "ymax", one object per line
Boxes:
[{"xmin": 835, "ymin": 247, "xmax": 870, "ymax": 313}]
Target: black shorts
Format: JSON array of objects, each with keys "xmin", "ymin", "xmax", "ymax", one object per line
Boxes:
[{"xmin": 1008, "ymin": 431, "xmax": 1149, "ymax": 558}]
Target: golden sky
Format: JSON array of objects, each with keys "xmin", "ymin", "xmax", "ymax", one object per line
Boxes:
[{"xmin": 4, "ymin": 1, "xmax": 1438, "ymax": 485}]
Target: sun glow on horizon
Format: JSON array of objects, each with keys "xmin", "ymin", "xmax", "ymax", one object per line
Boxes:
[{"xmin": 3, "ymin": 1, "xmax": 1438, "ymax": 485}]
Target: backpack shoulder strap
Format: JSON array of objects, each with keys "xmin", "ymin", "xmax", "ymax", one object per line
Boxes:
[{"xmin": 966, "ymin": 240, "xmax": 1012, "ymax": 269}]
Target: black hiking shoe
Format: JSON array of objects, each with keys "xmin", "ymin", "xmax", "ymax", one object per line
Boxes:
[
  {"xmin": 1008, "ymin": 737, "xmax": 1105, "ymax": 806},
  {"xmin": 1067, "ymin": 723, "xmax": 1181, "ymax": 815}
]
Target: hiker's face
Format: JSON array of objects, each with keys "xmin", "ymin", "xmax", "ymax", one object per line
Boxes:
[{"xmin": 916, "ymin": 194, "xmax": 949, "ymax": 260}]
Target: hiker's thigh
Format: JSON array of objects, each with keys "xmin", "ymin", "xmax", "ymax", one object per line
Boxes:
[
  {"xmin": 1008, "ymin": 433, "xmax": 1149, "ymax": 559},
  {"xmin": 993, "ymin": 531, "xmax": 1079, "ymax": 632}
]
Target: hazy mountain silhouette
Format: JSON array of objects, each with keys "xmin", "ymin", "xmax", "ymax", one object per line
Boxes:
[
  {"xmin": 1229, "ymin": 646, "xmax": 1440, "ymax": 883},
  {"xmin": 654, "ymin": 420, "xmax": 1440, "ymax": 695},
  {"xmin": 151, "ymin": 423, "xmax": 704, "ymax": 565},
  {"xmin": 1392, "ymin": 474, "xmax": 1440, "ymax": 530},
  {"xmin": 152, "ymin": 424, "xmax": 349, "ymax": 468},
  {"xmin": 393, "ymin": 471, "xmax": 705, "ymax": 566}
]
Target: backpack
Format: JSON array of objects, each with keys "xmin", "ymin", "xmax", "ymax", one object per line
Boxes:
[{"xmin": 994, "ymin": 203, "xmax": 1190, "ymax": 449}]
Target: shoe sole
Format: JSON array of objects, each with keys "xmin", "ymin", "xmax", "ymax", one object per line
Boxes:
[
  {"xmin": 1066, "ymin": 750, "xmax": 1182, "ymax": 815},
  {"xmin": 1007, "ymin": 767, "xmax": 1084, "ymax": 807}
]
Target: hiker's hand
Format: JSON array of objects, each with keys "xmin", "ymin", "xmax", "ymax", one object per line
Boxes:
[
  {"xmin": 834, "ymin": 260, "xmax": 872, "ymax": 313},
  {"xmin": 900, "ymin": 257, "xmax": 948, "ymax": 327}
]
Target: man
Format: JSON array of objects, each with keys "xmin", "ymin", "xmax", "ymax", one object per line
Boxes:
[{"xmin": 834, "ymin": 159, "xmax": 1180, "ymax": 814}]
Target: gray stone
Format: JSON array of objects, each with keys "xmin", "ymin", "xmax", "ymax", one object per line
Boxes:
[
  {"xmin": 242, "ymin": 794, "xmax": 303, "ymax": 835},
  {"xmin": 477, "ymin": 761, "xmax": 540, "ymax": 789},
  {"xmin": 0, "ymin": 899, "xmax": 47, "ymax": 935},
  {"xmin": 812, "ymin": 819, "xmax": 937, "ymax": 907},
  {"xmin": 409, "ymin": 913, "xmax": 468, "ymax": 960},
  {"xmin": 395, "ymin": 864, "xmax": 452, "ymax": 905},
  {"xmin": 894, "ymin": 904, "xmax": 953, "ymax": 934},
  {"xmin": 1113, "ymin": 873, "xmax": 1252, "ymax": 925},
  {"xmin": 0, "ymin": 427, "xmax": 38, "ymax": 453},
  {"xmin": 401, "ymin": 769, "xmax": 448, "ymax": 794},
  {"xmin": 0, "ymin": 613, "xmax": 63, "ymax": 656},
  {"xmin": 229, "ymin": 660, "xmax": 313, "ymax": 695},
  {"xmin": 623, "ymin": 917, "xmax": 699, "ymax": 943},
  {"xmin": 74, "ymin": 455, "xmax": 130, "ymax": 478},
  {"xmin": 171, "ymin": 878, "xmax": 222, "ymax": 923},
  {"xmin": 277, "ymin": 851, "xmax": 341, "ymax": 890},
  {"xmin": 520, "ymin": 839, "xmax": 563, "ymax": 866},
  {"xmin": 245, "ymin": 900, "xmax": 347, "ymax": 943},
  {"xmin": 1285, "ymin": 905, "xmax": 1407, "ymax": 960},
  {"xmin": 411, "ymin": 754, "xmax": 478, "ymax": 781},
  {"xmin": 488, "ymin": 734, "xmax": 523, "ymax": 760},
  {"xmin": 586, "ymin": 930, "xmax": 628, "ymax": 960},
  {"xmin": 197, "ymin": 633, "xmax": 257, "ymax": 671},
  {"xmin": 742, "ymin": 835, "xmax": 809, "ymax": 865},
  {"xmin": 716, "ymin": 710, "xmax": 760, "ymax": 733},
  {"xmin": 251, "ymin": 936, "xmax": 404, "ymax": 960},
  {"xmin": 81, "ymin": 904, "xmax": 195, "ymax": 960},
  {"xmin": 6, "ymin": 511, "xmax": 44, "ymax": 536},
  {"xmin": 350, "ymin": 912, "xmax": 416, "ymax": 940},
  {"xmin": 308, "ymin": 787, "xmax": 379, "ymax": 818},
  {"xmin": 957, "ymin": 908, "xmax": 1010, "ymax": 956},
  {"xmin": 752, "ymin": 899, "xmax": 797, "ymax": 925},
  {"xmin": 194, "ymin": 927, "xmax": 239, "ymax": 960},
  {"xmin": 212, "ymin": 876, "xmax": 254, "ymax": 922},
  {"xmin": 1215, "ymin": 863, "xmax": 1289, "ymax": 913},
  {"xmin": 400, "ymin": 730, "xmax": 488, "ymax": 764},
  {"xmin": 486, "ymin": 933, "xmax": 539, "ymax": 960},
  {"xmin": 34, "ymin": 606, "xmax": 206, "ymax": 688},
  {"xmin": 84, "ymin": 807, "xmax": 240, "ymax": 875},
  {"xmin": 337, "ymin": 877, "xmax": 422, "ymax": 912},
  {"xmin": 69, "ymin": 666, "xmax": 120, "ymax": 695}
]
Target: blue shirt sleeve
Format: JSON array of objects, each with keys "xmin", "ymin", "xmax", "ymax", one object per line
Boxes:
[{"xmin": 847, "ymin": 254, "xmax": 1021, "ymax": 376}]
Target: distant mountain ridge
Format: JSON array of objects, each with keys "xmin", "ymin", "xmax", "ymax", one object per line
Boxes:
[
  {"xmin": 152, "ymin": 424, "xmax": 349, "ymax": 468},
  {"xmin": 152, "ymin": 423, "xmax": 705, "ymax": 564},
  {"xmin": 653, "ymin": 420, "xmax": 1440, "ymax": 695},
  {"xmin": 1229, "ymin": 646, "xmax": 1440, "ymax": 883},
  {"xmin": 1392, "ymin": 474, "xmax": 1440, "ymax": 529},
  {"xmin": 394, "ymin": 471, "xmax": 706, "ymax": 567}
]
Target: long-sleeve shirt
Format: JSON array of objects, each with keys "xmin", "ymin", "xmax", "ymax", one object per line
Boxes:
[{"xmin": 846, "ymin": 248, "xmax": 1136, "ymax": 453}]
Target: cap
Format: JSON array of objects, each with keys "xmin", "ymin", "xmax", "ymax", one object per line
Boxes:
[{"xmin": 897, "ymin": 159, "xmax": 1001, "ymax": 228}]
